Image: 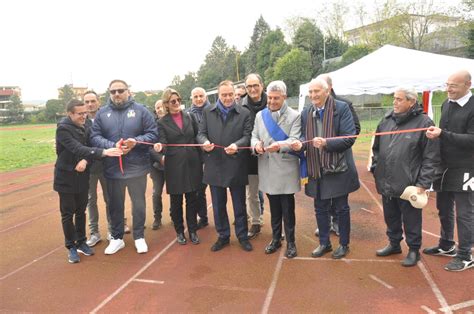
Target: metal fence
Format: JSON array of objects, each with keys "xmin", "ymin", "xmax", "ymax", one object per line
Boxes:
[{"xmin": 354, "ymin": 106, "xmax": 442, "ymax": 133}]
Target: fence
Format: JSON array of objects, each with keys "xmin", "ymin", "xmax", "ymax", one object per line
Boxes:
[{"xmin": 354, "ymin": 105, "xmax": 442, "ymax": 133}]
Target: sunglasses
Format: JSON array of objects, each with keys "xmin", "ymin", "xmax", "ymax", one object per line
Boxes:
[
  {"xmin": 169, "ymin": 98, "xmax": 181, "ymax": 105},
  {"xmin": 109, "ymin": 89, "xmax": 127, "ymax": 95}
]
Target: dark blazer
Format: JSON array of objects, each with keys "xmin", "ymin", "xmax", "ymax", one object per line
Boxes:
[
  {"xmin": 158, "ymin": 112, "xmax": 202, "ymax": 194},
  {"xmin": 301, "ymin": 99, "xmax": 360, "ymax": 200},
  {"xmin": 54, "ymin": 117, "xmax": 104, "ymax": 194},
  {"xmin": 197, "ymin": 103, "xmax": 251, "ymax": 187}
]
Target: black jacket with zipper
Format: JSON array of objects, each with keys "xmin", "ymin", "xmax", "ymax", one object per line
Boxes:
[{"xmin": 372, "ymin": 104, "xmax": 440, "ymax": 197}]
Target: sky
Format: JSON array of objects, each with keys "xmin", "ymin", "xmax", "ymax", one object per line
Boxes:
[{"xmin": 0, "ymin": 0, "xmax": 461, "ymax": 102}]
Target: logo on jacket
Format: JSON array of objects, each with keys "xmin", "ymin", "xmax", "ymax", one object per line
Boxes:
[
  {"xmin": 462, "ymin": 173, "xmax": 474, "ymax": 191},
  {"xmin": 107, "ymin": 113, "xmax": 111, "ymax": 117},
  {"xmin": 127, "ymin": 110, "xmax": 136, "ymax": 118}
]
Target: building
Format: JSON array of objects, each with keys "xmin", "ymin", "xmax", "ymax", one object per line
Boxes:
[
  {"xmin": 344, "ymin": 14, "xmax": 468, "ymax": 57},
  {"xmin": 0, "ymin": 86, "xmax": 22, "ymax": 122}
]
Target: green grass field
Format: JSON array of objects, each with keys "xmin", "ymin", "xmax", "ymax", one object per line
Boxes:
[{"xmin": 0, "ymin": 125, "xmax": 56, "ymax": 172}]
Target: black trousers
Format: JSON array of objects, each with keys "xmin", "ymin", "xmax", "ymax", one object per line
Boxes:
[
  {"xmin": 196, "ymin": 184, "xmax": 208, "ymax": 222},
  {"xmin": 150, "ymin": 167, "xmax": 165, "ymax": 220},
  {"xmin": 382, "ymin": 195, "xmax": 422, "ymax": 250},
  {"xmin": 436, "ymin": 191, "xmax": 474, "ymax": 259},
  {"xmin": 58, "ymin": 190, "xmax": 89, "ymax": 249},
  {"xmin": 267, "ymin": 194, "xmax": 296, "ymax": 243},
  {"xmin": 170, "ymin": 192, "xmax": 198, "ymax": 234}
]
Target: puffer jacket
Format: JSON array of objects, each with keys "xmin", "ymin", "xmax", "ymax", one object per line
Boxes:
[
  {"xmin": 90, "ymin": 98, "xmax": 159, "ymax": 179},
  {"xmin": 371, "ymin": 104, "xmax": 440, "ymax": 197}
]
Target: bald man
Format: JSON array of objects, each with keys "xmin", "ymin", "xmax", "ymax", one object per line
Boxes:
[{"xmin": 424, "ymin": 70, "xmax": 474, "ymax": 272}]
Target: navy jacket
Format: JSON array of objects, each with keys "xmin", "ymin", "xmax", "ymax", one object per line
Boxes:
[
  {"xmin": 90, "ymin": 98, "xmax": 159, "ymax": 179},
  {"xmin": 301, "ymin": 99, "xmax": 360, "ymax": 200}
]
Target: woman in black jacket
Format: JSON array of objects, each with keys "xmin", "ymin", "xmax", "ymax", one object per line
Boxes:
[
  {"xmin": 54, "ymin": 99, "xmax": 122, "ymax": 263},
  {"xmin": 154, "ymin": 89, "xmax": 203, "ymax": 245}
]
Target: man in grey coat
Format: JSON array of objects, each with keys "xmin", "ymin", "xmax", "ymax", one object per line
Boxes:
[{"xmin": 251, "ymin": 81, "xmax": 301, "ymax": 258}]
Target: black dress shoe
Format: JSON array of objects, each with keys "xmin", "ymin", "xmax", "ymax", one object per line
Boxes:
[
  {"xmin": 189, "ymin": 232, "xmax": 200, "ymax": 245},
  {"xmin": 177, "ymin": 233, "xmax": 187, "ymax": 245},
  {"xmin": 402, "ymin": 250, "xmax": 420, "ymax": 267},
  {"xmin": 265, "ymin": 239, "xmax": 282, "ymax": 254},
  {"xmin": 376, "ymin": 243, "xmax": 402, "ymax": 257},
  {"xmin": 152, "ymin": 219, "xmax": 162, "ymax": 230},
  {"xmin": 210, "ymin": 238, "xmax": 230, "ymax": 252},
  {"xmin": 248, "ymin": 225, "xmax": 261, "ymax": 239},
  {"xmin": 311, "ymin": 244, "xmax": 333, "ymax": 258},
  {"xmin": 332, "ymin": 245, "xmax": 349, "ymax": 259},
  {"xmin": 285, "ymin": 242, "xmax": 297, "ymax": 259},
  {"xmin": 239, "ymin": 239, "xmax": 253, "ymax": 252},
  {"xmin": 197, "ymin": 219, "xmax": 209, "ymax": 230}
]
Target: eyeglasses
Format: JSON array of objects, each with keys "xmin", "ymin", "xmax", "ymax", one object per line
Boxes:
[
  {"xmin": 169, "ymin": 98, "xmax": 181, "ymax": 105},
  {"xmin": 109, "ymin": 89, "xmax": 127, "ymax": 95},
  {"xmin": 246, "ymin": 84, "xmax": 260, "ymax": 90}
]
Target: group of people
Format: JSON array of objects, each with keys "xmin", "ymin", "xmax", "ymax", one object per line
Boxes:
[{"xmin": 54, "ymin": 70, "xmax": 473, "ymax": 272}]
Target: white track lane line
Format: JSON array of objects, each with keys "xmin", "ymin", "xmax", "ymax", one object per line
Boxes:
[
  {"xmin": 133, "ymin": 279, "xmax": 165, "ymax": 284},
  {"xmin": 0, "ymin": 210, "xmax": 55, "ymax": 233},
  {"xmin": 360, "ymin": 180, "xmax": 451, "ymax": 313},
  {"xmin": 369, "ymin": 274, "xmax": 394, "ymax": 289},
  {"xmin": 0, "ymin": 245, "xmax": 63, "ymax": 281},
  {"xmin": 90, "ymin": 238, "xmax": 177, "ymax": 313},
  {"xmin": 420, "ymin": 305, "xmax": 437, "ymax": 314},
  {"xmin": 359, "ymin": 180, "xmax": 440, "ymax": 240},
  {"xmin": 360, "ymin": 207, "xmax": 375, "ymax": 214},
  {"xmin": 439, "ymin": 300, "xmax": 474, "ymax": 313},
  {"xmin": 261, "ymin": 249, "xmax": 285, "ymax": 314}
]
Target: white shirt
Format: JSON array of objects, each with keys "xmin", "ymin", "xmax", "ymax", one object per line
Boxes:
[{"xmin": 450, "ymin": 90, "xmax": 472, "ymax": 107}]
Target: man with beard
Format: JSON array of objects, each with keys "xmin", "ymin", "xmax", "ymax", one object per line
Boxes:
[{"xmin": 91, "ymin": 79, "xmax": 158, "ymax": 255}]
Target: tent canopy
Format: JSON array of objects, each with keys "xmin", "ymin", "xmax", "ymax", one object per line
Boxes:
[{"xmin": 299, "ymin": 45, "xmax": 474, "ymax": 109}]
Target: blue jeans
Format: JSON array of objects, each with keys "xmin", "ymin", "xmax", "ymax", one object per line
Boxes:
[{"xmin": 210, "ymin": 185, "xmax": 248, "ymax": 241}]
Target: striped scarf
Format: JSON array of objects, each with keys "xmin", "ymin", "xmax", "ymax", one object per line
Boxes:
[{"xmin": 305, "ymin": 96, "xmax": 341, "ymax": 179}]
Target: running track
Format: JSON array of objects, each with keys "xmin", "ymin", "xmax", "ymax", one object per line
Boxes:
[{"xmin": 0, "ymin": 147, "xmax": 473, "ymax": 313}]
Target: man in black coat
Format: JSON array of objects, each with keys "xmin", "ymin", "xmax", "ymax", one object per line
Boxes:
[
  {"xmin": 54, "ymin": 99, "xmax": 122, "ymax": 263},
  {"xmin": 371, "ymin": 87, "xmax": 439, "ymax": 267},
  {"xmin": 425, "ymin": 70, "xmax": 474, "ymax": 272},
  {"xmin": 197, "ymin": 80, "xmax": 253, "ymax": 252}
]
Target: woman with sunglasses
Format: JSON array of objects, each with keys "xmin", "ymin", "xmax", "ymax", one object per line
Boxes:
[{"xmin": 153, "ymin": 88, "xmax": 203, "ymax": 245}]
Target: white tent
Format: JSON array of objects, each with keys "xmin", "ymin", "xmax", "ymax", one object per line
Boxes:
[{"xmin": 298, "ymin": 45, "xmax": 474, "ymax": 111}]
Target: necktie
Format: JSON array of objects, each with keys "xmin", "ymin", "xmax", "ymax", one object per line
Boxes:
[{"xmin": 317, "ymin": 109, "xmax": 324, "ymax": 121}]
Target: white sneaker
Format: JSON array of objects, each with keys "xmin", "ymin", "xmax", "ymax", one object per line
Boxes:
[
  {"xmin": 104, "ymin": 238, "xmax": 125, "ymax": 255},
  {"xmin": 86, "ymin": 233, "xmax": 101, "ymax": 247},
  {"xmin": 135, "ymin": 238, "xmax": 148, "ymax": 254}
]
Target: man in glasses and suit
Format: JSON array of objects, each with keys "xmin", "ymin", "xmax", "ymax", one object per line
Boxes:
[{"xmin": 91, "ymin": 79, "xmax": 158, "ymax": 255}]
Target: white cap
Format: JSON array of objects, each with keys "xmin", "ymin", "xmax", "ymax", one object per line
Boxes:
[{"xmin": 400, "ymin": 186, "xmax": 428, "ymax": 209}]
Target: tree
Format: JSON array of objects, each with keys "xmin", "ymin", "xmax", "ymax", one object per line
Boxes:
[
  {"xmin": 255, "ymin": 28, "xmax": 290, "ymax": 83},
  {"xmin": 58, "ymin": 84, "xmax": 75, "ymax": 105},
  {"xmin": 197, "ymin": 36, "xmax": 233, "ymax": 89},
  {"xmin": 241, "ymin": 16, "xmax": 271, "ymax": 75},
  {"xmin": 271, "ymin": 48, "xmax": 312, "ymax": 97},
  {"xmin": 134, "ymin": 91, "xmax": 148, "ymax": 105},
  {"xmin": 339, "ymin": 45, "xmax": 373, "ymax": 67},
  {"xmin": 5, "ymin": 95, "xmax": 24, "ymax": 122},
  {"xmin": 293, "ymin": 18, "xmax": 325, "ymax": 77},
  {"xmin": 325, "ymin": 35, "xmax": 349, "ymax": 59},
  {"xmin": 45, "ymin": 99, "xmax": 65, "ymax": 122}
]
